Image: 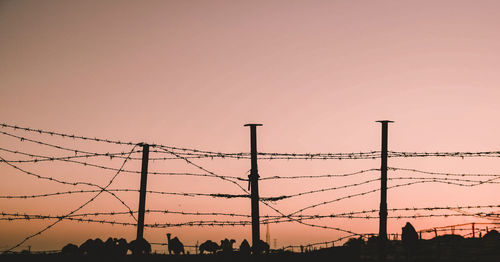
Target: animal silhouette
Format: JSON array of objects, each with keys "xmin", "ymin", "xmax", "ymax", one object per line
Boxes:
[
  {"xmin": 103, "ymin": 237, "xmax": 117, "ymax": 256},
  {"xmin": 402, "ymin": 222, "xmax": 418, "ymax": 259},
  {"xmin": 61, "ymin": 243, "xmax": 79, "ymax": 255},
  {"xmin": 79, "ymin": 238, "xmax": 105, "ymax": 256},
  {"xmin": 343, "ymin": 237, "xmax": 363, "ymax": 259},
  {"xmin": 253, "ymin": 239, "xmax": 270, "ymax": 254},
  {"xmin": 128, "ymin": 238, "xmax": 151, "ymax": 255},
  {"xmin": 100, "ymin": 237, "xmax": 129, "ymax": 256},
  {"xmin": 166, "ymin": 233, "xmax": 185, "ymax": 255},
  {"xmin": 239, "ymin": 239, "xmax": 251, "ymax": 256},
  {"xmin": 115, "ymin": 238, "xmax": 128, "ymax": 256},
  {"xmin": 344, "ymin": 237, "xmax": 364, "ymax": 251},
  {"xmin": 483, "ymin": 229, "xmax": 500, "ymax": 240},
  {"xmin": 220, "ymin": 238, "xmax": 236, "ymax": 254},
  {"xmin": 199, "ymin": 240, "xmax": 219, "ymax": 254}
]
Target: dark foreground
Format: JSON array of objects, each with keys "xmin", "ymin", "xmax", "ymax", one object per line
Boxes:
[{"xmin": 2, "ymin": 242, "xmax": 500, "ymax": 262}]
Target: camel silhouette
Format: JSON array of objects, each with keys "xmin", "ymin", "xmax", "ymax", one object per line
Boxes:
[
  {"xmin": 61, "ymin": 243, "xmax": 79, "ymax": 255},
  {"xmin": 79, "ymin": 238, "xmax": 105, "ymax": 256},
  {"xmin": 128, "ymin": 238, "xmax": 151, "ymax": 255},
  {"xmin": 199, "ymin": 240, "xmax": 219, "ymax": 254},
  {"xmin": 253, "ymin": 239, "xmax": 270, "ymax": 254},
  {"xmin": 166, "ymin": 233, "xmax": 185, "ymax": 255},
  {"xmin": 239, "ymin": 239, "xmax": 251, "ymax": 256},
  {"xmin": 483, "ymin": 229, "xmax": 500, "ymax": 240},
  {"xmin": 115, "ymin": 238, "xmax": 128, "ymax": 256},
  {"xmin": 220, "ymin": 238, "xmax": 236, "ymax": 254}
]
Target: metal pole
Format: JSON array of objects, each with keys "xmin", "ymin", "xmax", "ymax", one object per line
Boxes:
[
  {"xmin": 376, "ymin": 120, "xmax": 392, "ymax": 261},
  {"xmin": 244, "ymin": 123, "xmax": 262, "ymax": 252},
  {"xmin": 136, "ymin": 143, "xmax": 149, "ymax": 240}
]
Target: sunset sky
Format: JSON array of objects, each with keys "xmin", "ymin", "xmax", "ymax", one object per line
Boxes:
[{"xmin": 1, "ymin": 0, "xmax": 500, "ymax": 253}]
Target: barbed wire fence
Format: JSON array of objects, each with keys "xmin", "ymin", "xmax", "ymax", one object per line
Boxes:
[{"xmin": 0, "ymin": 122, "xmax": 499, "ymax": 254}]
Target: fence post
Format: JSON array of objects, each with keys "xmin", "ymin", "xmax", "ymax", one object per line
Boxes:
[
  {"xmin": 136, "ymin": 143, "xmax": 150, "ymax": 240},
  {"xmin": 245, "ymin": 123, "xmax": 262, "ymax": 252},
  {"xmin": 376, "ymin": 120, "xmax": 393, "ymax": 261}
]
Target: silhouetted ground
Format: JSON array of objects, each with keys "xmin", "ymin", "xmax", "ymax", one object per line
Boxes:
[
  {"xmin": 1, "ymin": 247, "xmax": 499, "ymax": 262},
  {"xmin": 2, "ymin": 237, "xmax": 500, "ymax": 262}
]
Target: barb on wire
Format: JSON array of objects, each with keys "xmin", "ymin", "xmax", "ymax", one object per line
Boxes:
[
  {"xmin": 263, "ymin": 178, "xmax": 380, "ymax": 201},
  {"xmin": 288, "ymin": 175, "xmax": 500, "ymax": 217},
  {"xmin": 0, "ymin": 147, "xmax": 143, "ymax": 162},
  {"xmin": 5, "ymin": 122, "xmax": 500, "ymax": 159},
  {"xmin": 0, "ymin": 155, "xmax": 137, "ymax": 222},
  {"xmin": 3, "ymin": 208, "xmax": 499, "ymax": 228},
  {"xmin": 389, "ymin": 167, "xmax": 500, "ymax": 178},
  {"xmin": 153, "ymin": 145, "xmax": 249, "ymax": 194},
  {"xmin": 260, "ymin": 168, "xmax": 379, "ymax": 180},
  {"xmin": 256, "ymin": 151, "xmax": 381, "ymax": 160},
  {"xmin": 1, "ymin": 145, "xmax": 137, "ymax": 254},
  {"xmin": 262, "ymin": 212, "xmax": 500, "ymax": 222},
  {"xmin": 389, "ymin": 167, "xmax": 500, "ymax": 186},
  {"xmin": 388, "ymin": 151, "xmax": 500, "ymax": 158},
  {"xmin": 388, "ymin": 176, "xmax": 500, "ymax": 187},
  {"xmin": 150, "ymin": 171, "xmax": 247, "ymax": 181},
  {"xmin": 288, "ymin": 179, "xmax": 478, "ymax": 216},
  {"xmin": 0, "ymin": 123, "xmax": 136, "ymax": 146},
  {"xmin": 0, "ymin": 123, "xmax": 247, "ymax": 159},
  {"xmin": 259, "ymin": 204, "xmax": 500, "ymax": 223},
  {"xmin": 0, "ymin": 131, "xmax": 141, "ymax": 159},
  {"xmin": 0, "ymin": 147, "xmax": 246, "ymax": 182},
  {"xmin": 10, "ymin": 204, "xmax": 491, "ymax": 221},
  {"xmin": 0, "ymin": 189, "xmax": 288, "ymax": 201},
  {"xmin": 154, "ymin": 145, "xmax": 358, "ymax": 234}
]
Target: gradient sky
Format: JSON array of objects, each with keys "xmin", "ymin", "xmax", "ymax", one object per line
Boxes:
[{"xmin": 1, "ymin": 0, "xmax": 500, "ymax": 253}]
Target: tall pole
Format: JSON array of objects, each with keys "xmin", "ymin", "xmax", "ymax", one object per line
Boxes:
[
  {"xmin": 136, "ymin": 143, "xmax": 150, "ymax": 240},
  {"xmin": 376, "ymin": 120, "xmax": 392, "ymax": 261},
  {"xmin": 245, "ymin": 123, "xmax": 262, "ymax": 251}
]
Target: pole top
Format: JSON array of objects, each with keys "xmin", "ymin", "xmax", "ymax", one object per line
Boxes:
[
  {"xmin": 244, "ymin": 123, "xmax": 263, "ymax": 127},
  {"xmin": 376, "ymin": 120, "xmax": 394, "ymax": 124}
]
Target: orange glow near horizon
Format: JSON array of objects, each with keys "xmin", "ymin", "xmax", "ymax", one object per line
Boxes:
[{"xmin": 1, "ymin": 0, "xmax": 500, "ymax": 253}]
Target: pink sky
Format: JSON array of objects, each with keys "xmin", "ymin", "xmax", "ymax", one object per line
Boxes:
[{"xmin": 1, "ymin": 0, "xmax": 500, "ymax": 252}]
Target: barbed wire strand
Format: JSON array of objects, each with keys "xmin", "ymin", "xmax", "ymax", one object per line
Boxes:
[
  {"xmin": 4, "ymin": 173, "xmax": 496, "ymax": 201},
  {"xmin": 153, "ymin": 145, "xmax": 249, "ymax": 194},
  {"xmin": 0, "ymin": 147, "xmax": 142, "ymax": 162},
  {"xmin": 388, "ymin": 151, "xmax": 500, "ymax": 158},
  {"xmin": 1, "ymin": 145, "xmax": 137, "ymax": 254},
  {"xmin": 0, "ymin": 189, "xmax": 282, "ymax": 201},
  {"xmin": 0, "ymin": 155, "xmax": 138, "ymax": 222},
  {"xmin": 0, "ymin": 147, "xmax": 247, "ymax": 182},
  {"xmin": 259, "ymin": 168, "xmax": 380, "ymax": 180},
  {"xmin": 153, "ymin": 145, "xmax": 359, "ymax": 235},
  {"xmin": 0, "ymin": 123, "xmax": 246, "ymax": 158},
  {"xmin": 154, "ymin": 144, "xmax": 349, "ymax": 233},
  {"xmin": 7, "ymin": 123, "xmax": 500, "ymax": 160},
  {"xmin": 0, "ymin": 123, "xmax": 136, "ymax": 146},
  {"xmin": 389, "ymin": 167, "xmax": 500, "ymax": 178},
  {"xmin": 0, "ymin": 123, "xmax": 377, "ymax": 159},
  {"xmin": 2, "ymin": 208, "xmax": 499, "ymax": 227},
  {"xmin": 3, "ymin": 204, "xmax": 493, "ymax": 220},
  {"xmin": 0, "ymin": 130, "xmax": 140, "ymax": 158},
  {"xmin": 287, "ymin": 179, "xmax": 496, "ymax": 216},
  {"xmin": 388, "ymin": 176, "xmax": 500, "ymax": 186}
]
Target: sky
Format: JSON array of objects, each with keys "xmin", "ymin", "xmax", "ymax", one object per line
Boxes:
[{"xmin": 1, "ymin": 0, "xmax": 500, "ymax": 253}]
